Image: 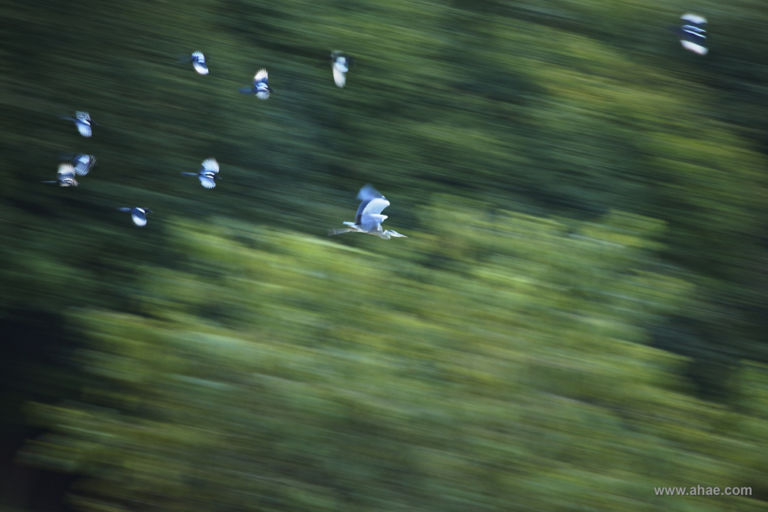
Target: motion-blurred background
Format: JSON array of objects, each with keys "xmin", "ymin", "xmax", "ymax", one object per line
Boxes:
[{"xmin": 2, "ymin": 0, "xmax": 768, "ymax": 510}]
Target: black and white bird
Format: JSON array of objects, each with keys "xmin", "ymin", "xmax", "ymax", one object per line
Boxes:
[
  {"xmin": 191, "ymin": 51, "xmax": 210, "ymax": 75},
  {"xmin": 71, "ymin": 154, "xmax": 96, "ymax": 176},
  {"xmin": 240, "ymin": 69, "xmax": 271, "ymax": 99},
  {"xmin": 61, "ymin": 111, "xmax": 94, "ymax": 137},
  {"xmin": 42, "ymin": 163, "xmax": 79, "ymax": 187},
  {"xmin": 330, "ymin": 185, "xmax": 407, "ymax": 239},
  {"xmin": 181, "ymin": 158, "xmax": 220, "ymax": 189},
  {"xmin": 331, "ymin": 51, "xmax": 351, "ymax": 88},
  {"xmin": 118, "ymin": 207, "xmax": 152, "ymax": 227},
  {"xmin": 678, "ymin": 13, "xmax": 708, "ymax": 55}
]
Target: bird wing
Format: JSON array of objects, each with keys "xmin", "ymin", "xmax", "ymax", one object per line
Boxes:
[
  {"xmin": 332, "ymin": 66, "xmax": 347, "ymax": 87},
  {"xmin": 76, "ymin": 123, "xmax": 93, "ymax": 137},
  {"xmin": 193, "ymin": 61, "xmax": 210, "ymax": 75},
  {"xmin": 58, "ymin": 164, "xmax": 75, "ymax": 179},
  {"xmin": 361, "ymin": 197, "xmax": 390, "ymax": 217},
  {"xmin": 680, "ymin": 40, "xmax": 708, "ymax": 55},
  {"xmin": 199, "ymin": 176, "xmax": 217, "ymax": 189},
  {"xmin": 201, "ymin": 158, "xmax": 219, "ymax": 173},
  {"xmin": 357, "ymin": 184, "xmax": 383, "ymax": 201},
  {"xmin": 681, "ymin": 13, "xmax": 706, "ymax": 25},
  {"xmin": 131, "ymin": 209, "xmax": 148, "ymax": 227},
  {"xmin": 73, "ymin": 154, "xmax": 93, "ymax": 175},
  {"xmin": 356, "ymin": 197, "xmax": 390, "ymax": 226},
  {"xmin": 254, "ymin": 68, "xmax": 268, "ymax": 83}
]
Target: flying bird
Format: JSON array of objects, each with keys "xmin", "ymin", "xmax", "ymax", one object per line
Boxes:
[
  {"xmin": 72, "ymin": 154, "xmax": 96, "ymax": 176},
  {"xmin": 678, "ymin": 13, "xmax": 708, "ymax": 55},
  {"xmin": 240, "ymin": 68, "xmax": 271, "ymax": 99},
  {"xmin": 181, "ymin": 158, "xmax": 220, "ymax": 189},
  {"xmin": 118, "ymin": 207, "xmax": 152, "ymax": 227},
  {"xmin": 190, "ymin": 50, "xmax": 210, "ymax": 75},
  {"xmin": 61, "ymin": 111, "xmax": 94, "ymax": 137},
  {"xmin": 42, "ymin": 163, "xmax": 78, "ymax": 187},
  {"xmin": 330, "ymin": 185, "xmax": 407, "ymax": 239},
  {"xmin": 331, "ymin": 51, "xmax": 351, "ymax": 88}
]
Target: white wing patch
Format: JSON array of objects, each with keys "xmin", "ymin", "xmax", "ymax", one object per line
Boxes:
[
  {"xmin": 76, "ymin": 123, "xmax": 92, "ymax": 137},
  {"xmin": 362, "ymin": 197, "xmax": 390, "ymax": 217},
  {"xmin": 332, "ymin": 66, "xmax": 347, "ymax": 88},
  {"xmin": 201, "ymin": 158, "xmax": 219, "ymax": 173},
  {"xmin": 680, "ymin": 40, "xmax": 708, "ymax": 55},
  {"xmin": 131, "ymin": 210, "xmax": 148, "ymax": 227},
  {"xmin": 199, "ymin": 176, "xmax": 216, "ymax": 189}
]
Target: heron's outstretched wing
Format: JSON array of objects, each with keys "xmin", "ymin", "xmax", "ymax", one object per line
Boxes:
[
  {"xmin": 358, "ymin": 198, "xmax": 389, "ymax": 231},
  {"xmin": 361, "ymin": 197, "xmax": 390, "ymax": 218},
  {"xmin": 357, "ymin": 184, "xmax": 382, "ymax": 201},
  {"xmin": 355, "ymin": 185, "xmax": 388, "ymax": 225}
]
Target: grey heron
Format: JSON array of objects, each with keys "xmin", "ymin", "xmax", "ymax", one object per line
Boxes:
[
  {"xmin": 330, "ymin": 185, "xmax": 407, "ymax": 239},
  {"xmin": 118, "ymin": 207, "xmax": 152, "ymax": 227},
  {"xmin": 181, "ymin": 158, "xmax": 220, "ymax": 189},
  {"xmin": 239, "ymin": 69, "xmax": 271, "ymax": 99}
]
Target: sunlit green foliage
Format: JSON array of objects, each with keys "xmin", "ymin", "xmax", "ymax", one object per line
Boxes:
[{"xmin": 2, "ymin": 0, "xmax": 768, "ymax": 510}]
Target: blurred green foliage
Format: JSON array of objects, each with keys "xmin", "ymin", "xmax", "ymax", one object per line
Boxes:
[{"xmin": 1, "ymin": 0, "xmax": 768, "ymax": 510}]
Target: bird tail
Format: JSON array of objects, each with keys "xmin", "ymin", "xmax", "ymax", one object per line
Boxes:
[
  {"xmin": 180, "ymin": 171, "xmax": 198, "ymax": 176},
  {"xmin": 328, "ymin": 228, "xmax": 354, "ymax": 236},
  {"xmin": 41, "ymin": 180, "xmax": 57, "ymax": 184}
]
